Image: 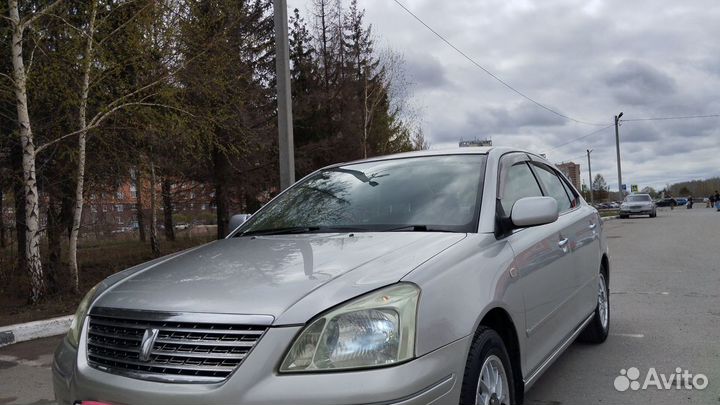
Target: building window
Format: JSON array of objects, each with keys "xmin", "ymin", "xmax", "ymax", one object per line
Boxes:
[{"xmin": 116, "ymin": 205, "xmax": 123, "ymax": 212}]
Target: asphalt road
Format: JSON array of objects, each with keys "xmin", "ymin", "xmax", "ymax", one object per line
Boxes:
[{"xmin": 1, "ymin": 207, "xmax": 718, "ymax": 405}]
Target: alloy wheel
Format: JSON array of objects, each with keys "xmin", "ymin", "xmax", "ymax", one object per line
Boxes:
[
  {"xmin": 475, "ymin": 354, "xmax": 509, "ymax": 405},
  {"xmin": 598, "ymin": 273, "xmax": 609, "ymax": 330}
]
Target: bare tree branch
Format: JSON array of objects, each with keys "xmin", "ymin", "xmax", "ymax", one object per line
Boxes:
[
  {"xmin": 36, "ymin": 103, "xmax": 196, "ymax": 154},
  {"xmin": 20, "ymin": 0, "xmax": 64, "ymax": 31},
  {"xmin": 98, "ymin": 1, "xmax": 155, "ymax": 45},
  {"xmin": 0, "ymin": 72, "xmax": 16, "ymax": 85},
  {"xmin": 25, "ymin": 31, "xmax": 43, "ymax": 75}
]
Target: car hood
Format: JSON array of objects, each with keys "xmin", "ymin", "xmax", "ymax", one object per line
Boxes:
[{"xmin": 93, "ymin": 232, "xmax": 466, "ymax": 324}]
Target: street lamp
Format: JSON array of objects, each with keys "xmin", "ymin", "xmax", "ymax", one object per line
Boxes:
[
  {"xmin": 274, "ymin": 0, "xmax": 295, "ymax": 190},
  {"xmin": 614, "ymin": 112, "xmax": 624, "ymax": 198}
]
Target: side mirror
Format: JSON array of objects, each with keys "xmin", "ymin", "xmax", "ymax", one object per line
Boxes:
[
  {"xmin": 511, "ymin": 197, "xmax": 558, "ymax": 228},
  {"xmin": 228, "ymin": 214, "xmax": 250, "ymax": 236}
]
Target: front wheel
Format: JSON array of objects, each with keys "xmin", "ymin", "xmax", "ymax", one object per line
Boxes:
[
  {"xmin": 579, "ymin": 269, "xmax": 610, "ymax": 343},
  {"xmin": 461, "ymin": 327, "xmax": 515, "ymax": 405}
]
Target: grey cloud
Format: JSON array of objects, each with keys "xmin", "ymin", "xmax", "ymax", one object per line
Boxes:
[
  {"xmin": 620, "ymin": 123, "xmax": 657, "ymax": 143},
  {"xmin": 604, "ymin": 60, "xmax": 677, "ymax": 105},
  {"xmin": 405, "ymin": 53, "xmax": 450, "ymax": 90}
]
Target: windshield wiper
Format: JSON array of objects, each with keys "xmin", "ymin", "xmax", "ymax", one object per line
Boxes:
[
  {"xmin": 239, "ymin": 226, "xmax": 321, "ymax": 236},
  {"xmin": 379, "ymin": 225, "xmax": 453, "ymax": 232}
]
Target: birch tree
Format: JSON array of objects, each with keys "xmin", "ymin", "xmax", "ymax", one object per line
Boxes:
[
  {"xmin": 66, "ymin": 0, "xmax": 97, "ymax": 294},
  {"xmin": 7, "ymin": 0, "xmax": 63, "ymax": 303}
]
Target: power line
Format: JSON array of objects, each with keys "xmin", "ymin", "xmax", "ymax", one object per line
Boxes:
[
  {"xmin": 390, "ymin": 0, "xmax": 607, "ymax": 127},
  {"xmin": 622, "ymin": 114, "xmax": 720, "ymax": 122},
  {"xmin": 545, "ymin": 124, "xmax": 614, "ymax": 153}
]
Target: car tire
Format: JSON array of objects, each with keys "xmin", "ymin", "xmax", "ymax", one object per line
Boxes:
[
  {"xmin": 579, "ymin": 266, "xmax": 610, "ymax": 344},
  {"xmin": 460, "ymin": 326, "xmax": 516, "ymax": 405},
  {"xmin": 650, "ymin": 211, "xmax": 657, "ymax": 218},
  {"xmin": 619, "ymin": 215, "xmax": 628, "ymax": 219}
]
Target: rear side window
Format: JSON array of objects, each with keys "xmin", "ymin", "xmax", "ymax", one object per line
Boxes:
[
  {"xmin": 559, "ymin": 176, "xmax": 579, "ymax": 208},
  {"xmin": 500, "ymin": 162, "xmax": 543, "ymax": 214},
  {"xmin": 533, "ymin": 164, "xmax": 573, "ymax": 213}
]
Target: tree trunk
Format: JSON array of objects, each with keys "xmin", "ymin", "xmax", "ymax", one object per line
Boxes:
[
  {"xmin": 162, "ymin": 179, "xmax": 175, "ymax": 241},
  {"xmin": 67, "ymin": 0, "xmax": 97, "ymax": 295},
  {"xmin": 135, "ymin": 169, "xmax": 146, "ymax": 242},
  {"xmin": 149, "ymin": 161, "xmax": 160, "ymax": 255},
  {"xmin": 12, "ymin": 172, "xmax": 26, "ymax": 275},
  {"xmin": 9, "ymin": 0, "xmax": 45, "ymax": 303},
  {"xmin": 46, "ymin": 196, "xmax": 63, "ymax": 293},
  {"xmin": 0, "ymin": 189, "xmax": 5, "ymax": 248},
  {"xmin": 213, "ymin": 148, "xmax": 229, "ymax": 239},
  {"xmin": 363, "ymin": 70, "xmax": 369, "ymax": 159}
]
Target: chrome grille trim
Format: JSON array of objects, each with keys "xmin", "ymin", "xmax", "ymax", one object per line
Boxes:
[{"xmin": 86, "ymin": 307, "xmax": 272, "ymax": 384}]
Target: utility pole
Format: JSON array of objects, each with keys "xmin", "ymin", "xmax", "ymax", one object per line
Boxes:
[
  {"xmin": 586, "ymin": 149, "xmax": 594, "ymax": 205},
  {"xmin": 274, "ymin": 0, "xmax": 295, "ymax": 190},
  {"xmin": 614, "ymin": 112, "xmax": 624, "ymax": 199}
]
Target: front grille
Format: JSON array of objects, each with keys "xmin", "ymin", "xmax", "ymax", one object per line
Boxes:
[{"xmin": 86, "ymin": 308, "xmax": 269, "ymax": 383}]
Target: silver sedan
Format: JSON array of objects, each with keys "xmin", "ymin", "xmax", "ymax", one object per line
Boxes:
[
  {"xmin": 619, "ymin": 193, "xmax": 657, "ymax": 218},
  {"xmin": 53, "ymin": 147, "xmax": 609, "ymax": 405}
]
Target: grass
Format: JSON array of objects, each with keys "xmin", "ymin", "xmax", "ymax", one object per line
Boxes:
[{"xmin": 599, "ymin": 209, "xmax": 619, "ymax": 218}]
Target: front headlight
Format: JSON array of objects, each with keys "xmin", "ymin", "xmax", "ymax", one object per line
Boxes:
[
  {"xmin": 67, "ymin": 283, "xmax": 100, "ymax": 348},
  {"xmin": 280, "ymin": 283, "xmax": 420, "ymax": 372}
]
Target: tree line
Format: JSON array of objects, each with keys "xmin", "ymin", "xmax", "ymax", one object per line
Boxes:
[{"xmin": 1, "ymin": 0, "xmax": 426, "ymax": 303}]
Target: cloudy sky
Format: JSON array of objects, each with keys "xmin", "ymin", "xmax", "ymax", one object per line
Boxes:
[{"xmin": 287, "ymin": 0, "xmax": 720, "ymax": 191}]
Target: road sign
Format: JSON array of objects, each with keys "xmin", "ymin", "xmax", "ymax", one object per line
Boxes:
[
  {"xmin": 621, "ymin": 184, "xmax": 627, "ymax": 191},
  {"xmin": 631, "ymin": 184, "xmax": 639, "ymax": 193}
]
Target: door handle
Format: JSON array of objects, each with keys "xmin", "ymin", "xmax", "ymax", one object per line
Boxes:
[
  {"xmin": 589, "ymin": 223, "xmax": 597, "ymax": 230},
  {"xmin": 558, "ymin": 237, "xmax": 569, "ymax": 248}
]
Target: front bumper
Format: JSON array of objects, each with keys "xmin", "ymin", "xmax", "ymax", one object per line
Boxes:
[
  {"xmin": 53, "ymin": 327, "xmax": 469, "ymax": 405},
  {"xmin": 620, "ymin": 207, "xmax": 653, "ymax": 215}
]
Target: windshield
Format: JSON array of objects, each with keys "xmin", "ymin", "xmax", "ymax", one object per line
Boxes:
[
  {"xmin": 238, "ymin": 155, "xmax": 487, "ymax": 235},
  {"xmin": 626, "ymin": 195, "xmax": 651, "ymax": 202}
]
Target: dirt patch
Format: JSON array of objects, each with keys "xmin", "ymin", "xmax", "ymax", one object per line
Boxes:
[{"xmin": 0, "ymin": 236, "xmax": 213, "ymax": 327}]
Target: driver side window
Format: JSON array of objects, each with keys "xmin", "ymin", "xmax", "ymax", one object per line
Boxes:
[{"xmin": 500, "ymin": 162, "xmax": 544, "ymax": 215}]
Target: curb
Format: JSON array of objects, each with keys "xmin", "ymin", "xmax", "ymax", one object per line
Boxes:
[{"xmin": 0, "ymin": 315, "xmax": 73, "ymax": 348}]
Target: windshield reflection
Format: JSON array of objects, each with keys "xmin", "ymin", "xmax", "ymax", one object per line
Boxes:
[{"xmin": 239, "ymin": 155, "xmax": 487, "ymax": 234}]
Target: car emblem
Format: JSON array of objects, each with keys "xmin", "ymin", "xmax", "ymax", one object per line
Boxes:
[{"xmin": 139, "ymin": 328, "xmax": 160, "ymax": 362}]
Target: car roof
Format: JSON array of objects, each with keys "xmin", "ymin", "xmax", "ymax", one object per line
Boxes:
[{"xmin": 321, "ymin": 146, "xmax": 540, "ymax": 169}]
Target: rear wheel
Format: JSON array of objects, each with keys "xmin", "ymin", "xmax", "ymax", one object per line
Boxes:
[
  {"xmin": 579, "ymin": 267, "xmax": 610, "ymax": 343},
  {"xmin": 461, "ymin": 327, "xmax": 515, "ymax": 405}
]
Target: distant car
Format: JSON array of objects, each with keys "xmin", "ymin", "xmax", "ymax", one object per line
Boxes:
[
  {"xmin": 674, "ymin": 197, "xmax": 688, "ymax": 206},
  {"xmin": 655, "ymin": 198, "xmax": 677, "ymax": 207},
  {"xmin": 175, "ymin": 222, "xmax": 191, "ymax": 230},
  {"xmin": 620, "ymin": 194, "xmax": 657, "ymax": 218},
  {"xmin": 608, "ymin": 202, "xmax": 620, "ymax": 209}
]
